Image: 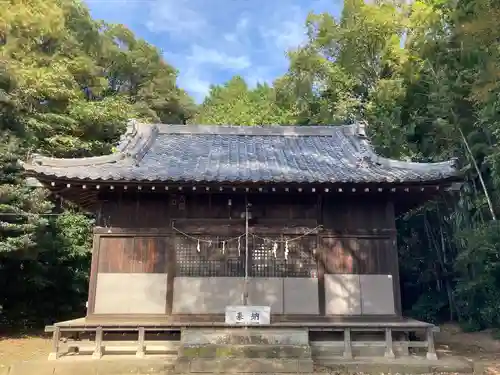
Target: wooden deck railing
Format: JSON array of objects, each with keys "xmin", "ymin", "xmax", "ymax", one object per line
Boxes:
[{"xmin": 44, "ymin": 321, "xmax": 438, "ymax": 361}]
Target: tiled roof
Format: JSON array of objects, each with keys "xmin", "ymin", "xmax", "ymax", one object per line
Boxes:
[{"xmin": 20, "ymin": 121, "xmax": 460, "ymax": 184}]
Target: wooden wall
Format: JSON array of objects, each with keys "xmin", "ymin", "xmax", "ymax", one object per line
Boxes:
[
  {"xmin": 96, "ymin": 191, "xmax": 319, "ymax": 228},
  {"xmin": 318, "ymin": 195, "xmax": 400, "ymax": 314},
  {"xmin": 94, "ymin": 192, "xmax": 398, "ymax": 279},
  {"xmin": 96, "ymin": 191, "xmax": 394, "ymax": 228},
  {"xmin": 319, "ymin": 237, "xmax": 396, "ymax": 274},
  {"xmin": 97, "ymin": 237, "xmax": 170, "ymax": 273},
  {"xmin": 88, "ymin": 190, "xmax": 402, "ymax": 316}
]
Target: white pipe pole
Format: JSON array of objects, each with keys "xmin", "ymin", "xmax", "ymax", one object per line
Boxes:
[{"xmin": 243, "ymin": 194, "xmax": 249, "ymax": 305}]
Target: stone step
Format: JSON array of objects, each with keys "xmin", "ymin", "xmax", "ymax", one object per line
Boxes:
[
  {"xmin": 179, "ymin": 344, "xmax": 312, "ymax": 359},
  {"xmin": 177, "ymin": 327, "xmax": 314, "ymax": 373},
  {"xmin": 175, "ymin": 357, "xmax": 315, "ymax": 373},
  {"xmin": 181, "ymin": 327, "xmax": 310, "ymax": 346}
]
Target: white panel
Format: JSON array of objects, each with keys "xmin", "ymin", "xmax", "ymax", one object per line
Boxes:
[
  {"xmin": 324, "ymin": 274, "xmax": 361, "ymax": 315},
  {"xmin": 172, "ymin": 277, "xmax": 244, "ymax": 314},
  {"xmin": 248, "ymin": 277, "xmax": 283, "ymax": 314},
  {"xmin": 360, "ymin": 274, "xmax": 396, "ymax": 315},
  {"xmin": 225, "ymin": 305, "xmax": 271, "ymax": 324},
  {"xmin": 284, "ymin": 278, "xmax": 319, "ymax": 314},
  {"xmin": 94, "ymin": 273, "xmax": 168, "ymax": 314}
]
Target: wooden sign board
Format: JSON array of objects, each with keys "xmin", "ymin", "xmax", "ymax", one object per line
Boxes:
[{"xmin": 225, "ymin": 305, "xmax": 271, "ymax": 325}]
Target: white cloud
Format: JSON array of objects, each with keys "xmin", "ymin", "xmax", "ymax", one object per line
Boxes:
[
  {"xmin": 180, "ymin": 68, "xmax": 212, "ymax": 102},
  {"xmin": 236, "ymin": 17, "xmax": 249, "ymax": 32},
  {"xmin": 224, "ymin": 33, "xmax": 238, "ymax": 42},
  {"xmin": 245, "ymin": 66, "xmax": 274, "ymax": 87},
  {"xmin": 165, "ymin": 43, "xmax": 251, "ymax": 101},
  {"xmin": 188, "ymin": 45, "xmax": 251, "ymax": 71},
  {"xmin": 164, "ymin": 51, "xmax": 212, "ymax": 101},
  {"xmin": 220, "ymin": 16, "xmax": 251, "ymax": 47},
  {"xmin": 259, "ymin": 6, "xmax": 309, "ymax": 52},
  {"xmin": 124, "ymin": 0, "xmax": 342, "ymax": 101},
  {"xmin": 145, "ymin": 0, "xmax": 207, "ymax": 36}
]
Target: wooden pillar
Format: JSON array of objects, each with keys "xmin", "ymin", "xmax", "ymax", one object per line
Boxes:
[
  {"xmin": 93, "ymin": 327, "xmax": 104, "ymax": 359},
  {"xmin": 384, "ymin": 328, "xmax": 395, "ymax": 359},
  {"xmin": 400, "ymin": 331, "xmax": 410, "ymax": 356},
  {"xmin": 426, "ymin": 327, "xmax": 438, "ymax": 360},
  {"xmin": 47, "ymin": 327, "xmax": 61, "ymax": 361},
  {"xmin": 316, "ymin": 195, "xmax": 326, "ymax": 316},
  {"xmin": 316, "ymin": 235, "xmax": 326, "ymax": 316},
  {"xmin": 343, "ymin": 328, "xmax": 353, "ymax": 359},
  {"xmin": 87, "ymin": 232, "xmax": 102, "ymax": 316},
  {"xmin": 386, "ymin": 202, "xmax": 402, "ymax": 316},
  {"xmin": 136, "ymin": 327, "xmax": 146, "ymax": 358},
  {"xmin": 165, "ymin": 235, "xmax": 176, "ymax": 315}
]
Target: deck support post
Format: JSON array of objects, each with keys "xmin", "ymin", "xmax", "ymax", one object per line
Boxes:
[
  {"xmin": 48, "ymin": 326, "xmax": 61, "ymax": 361},
  {"xmin": 136, "ymin": 327, "xmax": 146, "ymax": 358},
  {"xmin": 384, "ymin": 328, "xmax": 395, "ymax": 359},
  {"xmin": 92, "ymin": 326, "xmax": 104, "ymax": 359},
  {"xmin": 343, "ymin": 328, "xmax": 353, "ymax": 359},
  {"xmin": 426, "ymin": 327, "xmax": 438, "ymax": 360},
  {"xmin": 400, "ymin": 331, "xmax": 410, "ymax": 356}
]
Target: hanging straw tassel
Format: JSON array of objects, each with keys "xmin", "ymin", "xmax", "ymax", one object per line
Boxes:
[
  {"xmin": 237, "ymin": 236, "xmax": 241, "ymax": 256},
  {"xmin": 196, "ymin": 240, "xmax": 200, "ymax": 253},
  {"xmin": 222, "ymin": 241, "xmax": 226, "ymax": 254},
  {"xmin": 272, "ymin": 242, "xmax": 278, "ymax": 259},
  {"xmin": 284, "ymin": 240, "xmax": 289, "ymax": 260}
]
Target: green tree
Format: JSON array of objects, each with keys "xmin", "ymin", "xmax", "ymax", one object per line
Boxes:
[
  {"xmin": 0, "ymin": 0, "xmax": 197, "ymax": 329},
  {"xmin": 192, "ymin": 76, "xmax": 293, "ymax": 125}
]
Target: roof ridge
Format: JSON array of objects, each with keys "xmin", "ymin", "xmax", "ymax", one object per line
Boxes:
[
  {"xmin": 19, "ymin": 122, "xmax": 365, "ymax": 169},
  {"xmin": 153, "ymin": 123, "xmax": 360, "ymax": 136}
]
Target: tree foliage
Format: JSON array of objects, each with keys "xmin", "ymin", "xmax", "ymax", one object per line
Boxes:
[
  {"xmin": 191, "ymin": 76, "xmax": 293, "ymax": 125},
  {"xmin": 0, "ymin": 0, "xmax": 194, "ymax": 328},
  {"xmin": 2, "ymin": 0, "xmax": 500, "ymax": 332}
]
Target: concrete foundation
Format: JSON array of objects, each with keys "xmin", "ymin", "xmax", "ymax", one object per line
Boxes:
[
  {"xmin": 176, "ymin": 328, "xmax": 314, "ymax": 373},
  {"xmin": 180, "ymin": 328, "xmax": 309, "ymax": 346},
  {"xmin": 2, "ymin": 356, "xmax": 477, "ymax": 375}
]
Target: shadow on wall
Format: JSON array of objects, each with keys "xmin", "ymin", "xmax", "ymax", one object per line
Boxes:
[
  {"xmin": 171, "ymin": 277, "xmax": 320, "ymax": 315},
  {"xmin": 94, "ymin": 273, "xmax": 169, "ymax": 314},
  {"xmin": 319, "ymin": 237, "xmax": 396, "ymax": 316}
]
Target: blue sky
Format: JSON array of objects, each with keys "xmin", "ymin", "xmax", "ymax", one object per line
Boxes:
[{"xmin": 86, "ymin": 0, "xmax": 342, "ymax": 102}]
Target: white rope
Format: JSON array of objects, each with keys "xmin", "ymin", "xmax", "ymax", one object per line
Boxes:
[
  {"xmin": 251, "ymin": 225, "xmax": 323, "ymax": 243},
  {"xmin": 173, "ymin": 224, "xmax": 321, "ymax": 244},
  {"xmin": 172, "ymin": 225, "xmax": 245, "ymax": 244},
  {"xmin": 172, "ymin": 224, "xmax": 322, "ymax": 259}
]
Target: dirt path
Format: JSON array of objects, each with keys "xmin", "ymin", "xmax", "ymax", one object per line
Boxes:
[
  {"xmin": 436, "ymin": 323, "xmax": 500, "ymax": 361},
  {"xmin": 0, "ymin": 334, "xmax": 51, "ymax": 371}
]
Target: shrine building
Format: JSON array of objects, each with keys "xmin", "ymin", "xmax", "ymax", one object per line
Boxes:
[{"xmin": 21, "ymin": 121, "xmax": 460, "ymax": 361}]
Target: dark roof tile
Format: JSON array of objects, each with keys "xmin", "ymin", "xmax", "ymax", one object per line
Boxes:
[{"xmin": 20, "ymin": 122, "xmax": 460, "ymax": 184}]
